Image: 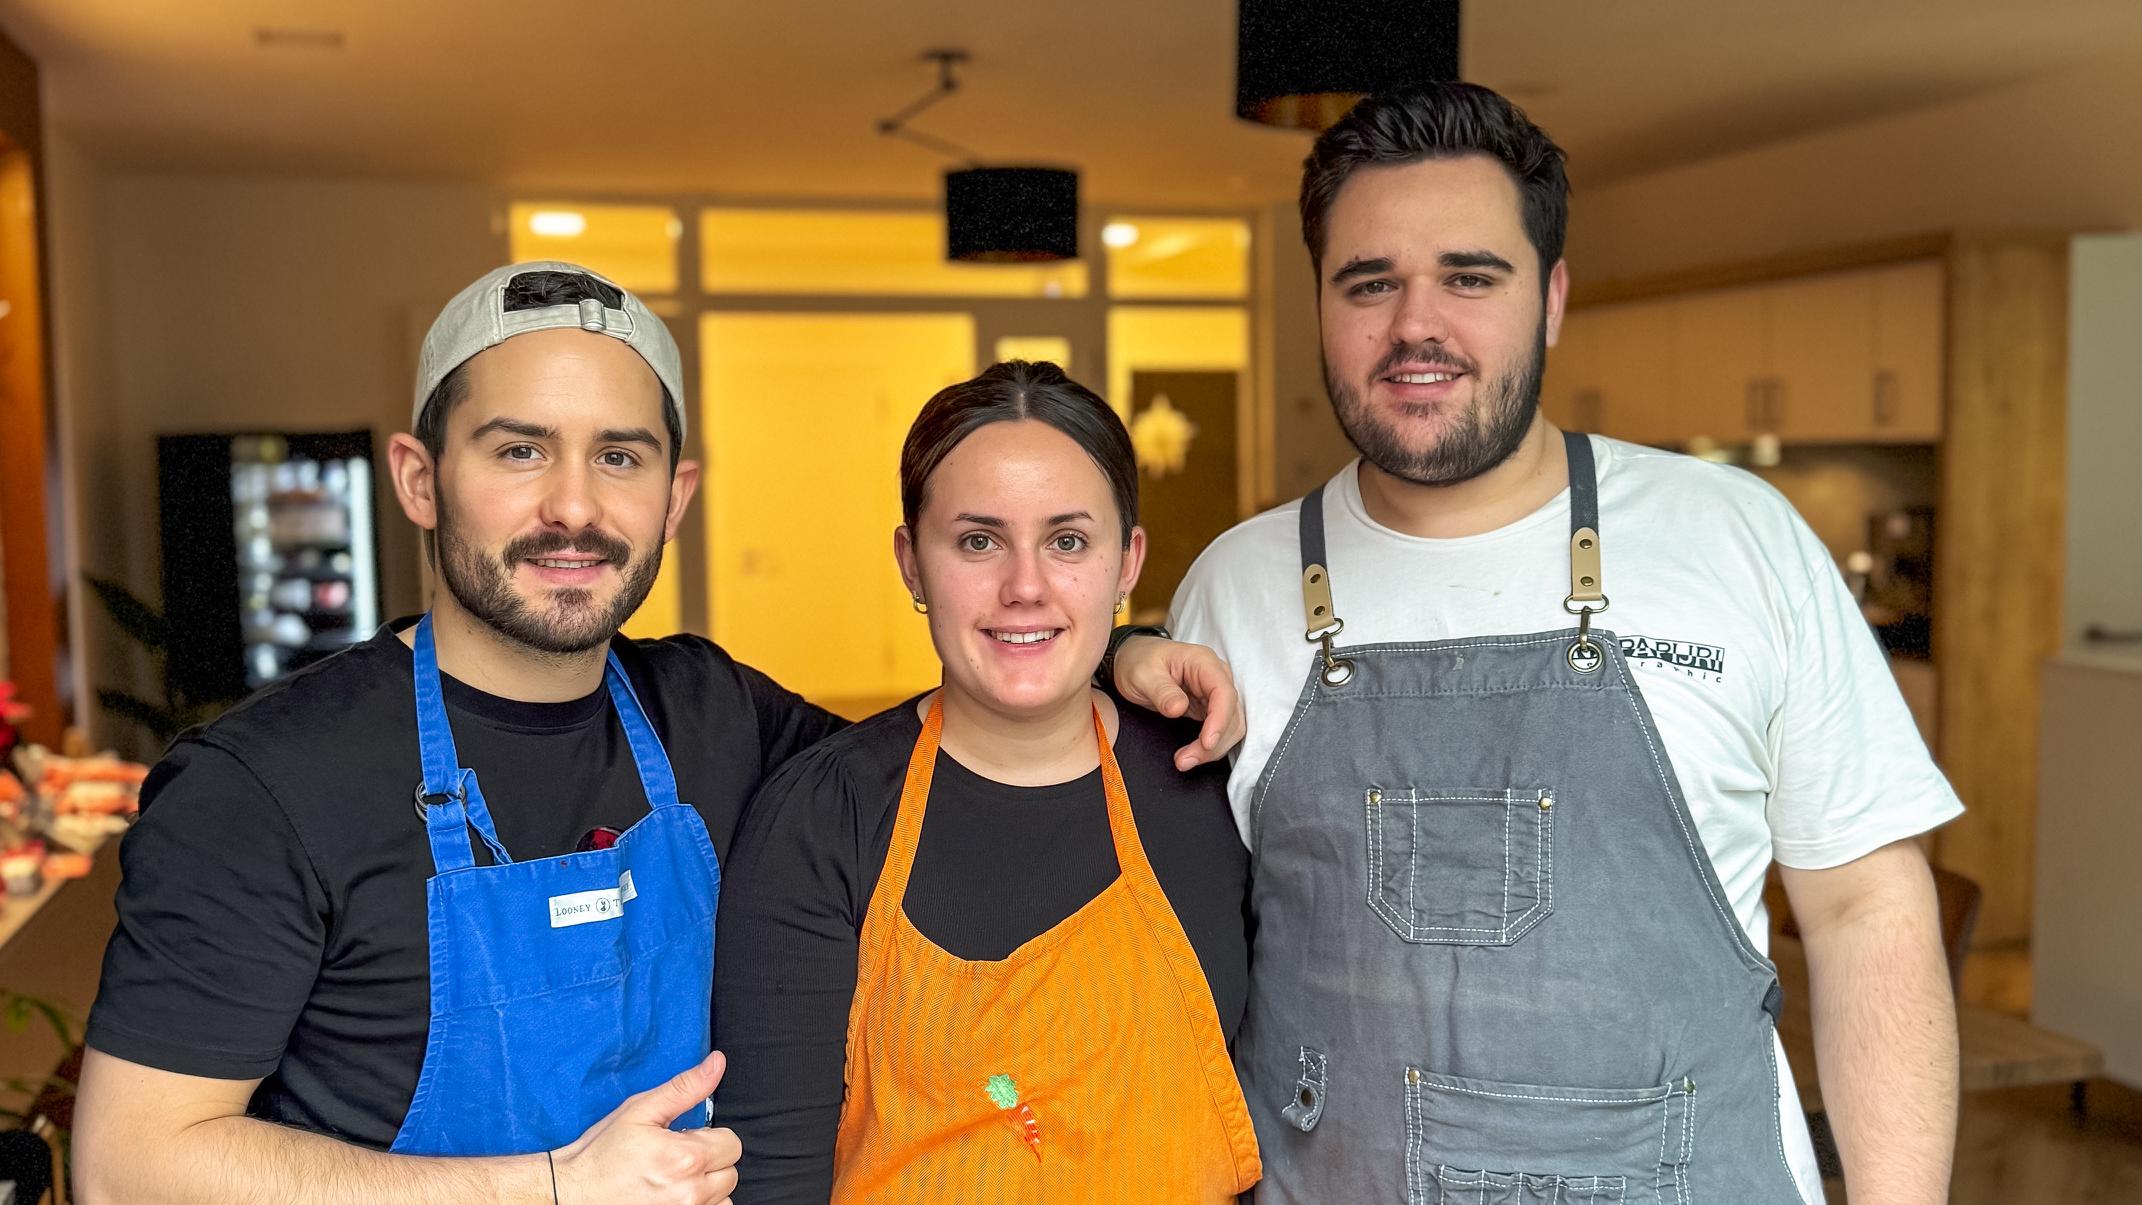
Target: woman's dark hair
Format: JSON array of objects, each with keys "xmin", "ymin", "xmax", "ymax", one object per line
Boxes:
[
  {"xmin": 1299, "ymin": 84, "xmax": 1570, "ymax": 276},
  {"xmin": 899, "ymin": 360, "xmax": 1138, "ymax": 546}
]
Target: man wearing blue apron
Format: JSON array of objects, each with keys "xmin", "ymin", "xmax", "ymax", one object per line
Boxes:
[
  {"xmin": 75, "ymin": 261, "xmax": 1245, "ymax": 1203},
  {"xmin": 1172, "ymin": 88, "xmax": 1962, "ymax": 1203}
]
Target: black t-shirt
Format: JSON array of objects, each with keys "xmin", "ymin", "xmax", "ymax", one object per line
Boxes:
[
  {"xmin": 711, "ymin": 698, "xmax": 1250, "ymax": 1205},
  {"xmin": 85, "ymin": 619, "xmax": 845, "ymax": 1150}
]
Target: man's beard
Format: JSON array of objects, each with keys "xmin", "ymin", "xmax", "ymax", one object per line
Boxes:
[
  {"xmin": 435, "ymin": 497, "xmax": 663, "ymax": 656},
  {"xmin": 1325, "ymin": 318, "xmax": 1547, "ymax": 488}
]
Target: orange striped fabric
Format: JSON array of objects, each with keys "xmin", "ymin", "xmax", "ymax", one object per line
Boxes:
[{"xmin": 831, "ymin": 698, "xmax": 1261, "ymax": 1203}]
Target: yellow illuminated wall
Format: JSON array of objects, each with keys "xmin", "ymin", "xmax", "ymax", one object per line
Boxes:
[
  {"xmin": 992, "ymin": 335, "xmax": 1073, "ymax": 371},
  {"xmin": 1106, "ymin": 306, "xmax": 1249, "ymax": 419},
  {"xmin": 508, "ymin": 203, "xmax": 681, "ymax": 294},
  {"xmin": 701, "ymin": 312, "xmax": 975, "ymax": 705},
  {"xmin": 620, "ymin": 556, "xmax": 682, "ymax": 640},
  {"xmin": 1103, "ymin": 217, "xmax": 1251, "ymax": 299},
  {"xmin": 702, "ymin": 209, "xmax": 1088, "ymax": 298}
]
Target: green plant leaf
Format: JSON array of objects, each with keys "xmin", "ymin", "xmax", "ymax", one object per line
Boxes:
[{"xmin": 85, "ymin": 573, "xmax": 171, "ymax": 652}]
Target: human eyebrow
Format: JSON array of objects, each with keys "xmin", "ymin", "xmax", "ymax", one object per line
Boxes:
[
  {"xmin": 1441, "ymin": 250, "xmax": 1517, "ymax": 274},
  {"xmin": 1328, "ymin": 256, "xmax": 1395, "ymax": 287},
  {"xmin": 595, "ymin": 426, "xmax": 662, "ymax": 450},
  {"xmin": 468, "ymin": 417, "xmax": 559, "ymax": 442},
  {"xmin": 952, "ymin": 513, "xmax": 1006, "ymax": 528},
  {"xmin": 1047, "ymin": 511, "xmax": 1094, "ymax": 526}
]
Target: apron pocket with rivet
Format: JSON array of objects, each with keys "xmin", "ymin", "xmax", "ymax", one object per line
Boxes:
[
  {"xmin": 1400, "ymin": 1067, "xmax": 1693, "ymax": 1205},
  {"xmin": 1364, "ymin": 786, "xmax": 1553, "ymax": 945}
]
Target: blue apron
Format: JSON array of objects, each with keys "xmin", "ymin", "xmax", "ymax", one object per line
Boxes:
[{"xmin": 390, "ymin": 615, "xmax": 721, "ymax": 1156}]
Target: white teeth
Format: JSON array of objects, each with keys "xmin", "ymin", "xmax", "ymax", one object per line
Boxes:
[
  {"xmin": 1392, "ymin": 372, "xmax": 1457, "ymax": 384},
  {"xmin": 989, "ymin": 629, "xmax": 1060, "ymax": 645},
  {"xmin": 533, "ymin": 558, "xmax": 601, "ymax": 569}
]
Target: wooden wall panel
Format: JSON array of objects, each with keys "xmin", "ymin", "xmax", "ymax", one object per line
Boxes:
[
  {"xmin": 1931, "ymin": 237, "xmax": 2070, "ymax": 946},
  {"xmin": 0, "ymin": 30, "xmax": 61, "ymax": 747}
]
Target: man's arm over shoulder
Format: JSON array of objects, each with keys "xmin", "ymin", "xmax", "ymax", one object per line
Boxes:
[{"xmin": 638, "ymin": 633, "xmax": 849, "ymax": 777}]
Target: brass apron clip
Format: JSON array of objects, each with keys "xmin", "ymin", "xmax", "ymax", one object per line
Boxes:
[
  {"xmin": 1564, "ymin": 526, "xmax": 1608, "ymax": 674},
  {"xmin": 1302, "ymin": 563, "xmax": 1353, "ymax": 686}
]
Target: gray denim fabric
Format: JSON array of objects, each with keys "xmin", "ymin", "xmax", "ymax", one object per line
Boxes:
[{"xmin": 1237, "ymin": 435, "xmax": 1804, "ymax": 1204}]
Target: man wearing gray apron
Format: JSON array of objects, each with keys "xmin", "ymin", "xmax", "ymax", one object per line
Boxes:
[{"xmin": 1172, "ymin": 87, "xmax": 1961, "ymax": 1203}]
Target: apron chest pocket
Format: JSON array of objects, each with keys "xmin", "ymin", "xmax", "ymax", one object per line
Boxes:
[
  {"xmin": 1402, "ymin": 1067, "xmax": 1694, "ymax": 1205},
  {"xmin": 1364, "ymin": 786, "xmax": 1554, "ymax": 945}
]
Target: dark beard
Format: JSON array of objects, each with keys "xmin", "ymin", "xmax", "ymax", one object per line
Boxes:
[
  {"xmin": 435, "ymin": 497, "xmax": 663, "ymax": 656},
  {"xmin": 1325, "ymin": 318, "xmax": 1547, "ymax": 487}
]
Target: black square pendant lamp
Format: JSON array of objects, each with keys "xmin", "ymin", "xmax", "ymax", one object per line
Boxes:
[
  {"xmin": 945, "ymin": 166, "xmax": 1080, "ymax": 263},
  {"xmin": 1236, "ymin": 0, "xmax": 1462, "ymax": 130}
]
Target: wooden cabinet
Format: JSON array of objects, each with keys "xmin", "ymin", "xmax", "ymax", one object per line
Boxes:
[
  {"xmin": 1548, "ymin": 296, "xmax": 1677, "ymax": 442},
  {"xmin": 1768, "ymin": 271, "xmax": 1879, "ymax": 442},
  {"xmin": 1588, "ymin": 298, "xmax": 1678, "ymax": 444},
  {"xmin": 1563, "ymin": 258, "xmax": 1947, "ymax": 447},
  {"xmin": 1672, "ymin": 284, "xmax": 1767, "ymax": 443},
  {"xmin": 1870, "ymin": 260, "xmax": 1945, "ymax": 442},
  {"xmin": 1540, "ymin": 308, "xmax": 1597, "ymax": 432}
]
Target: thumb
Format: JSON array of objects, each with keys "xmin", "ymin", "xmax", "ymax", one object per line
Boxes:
[
  {"xmin": 621, "ymin": 1050, "xmax": 727, "ymax": 1126},
  {"xmin": 1154, "ymin": 682, "xmax": 1191, "ymax": 718}
]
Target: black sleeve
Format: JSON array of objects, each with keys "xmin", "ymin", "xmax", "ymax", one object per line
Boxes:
[
  {"xmin": 85, "ymin": 739, "xmax": 329, "ymax": 1080},
  {"xmin": 713, "ymin": 745, "xmax": 873, "ymax": 1205},
  {"xmin": 739, "ymin": 662, "xmax": 850, "ymax": 778},
  {"xmin": 1122, "ymin": 714, "xmax": 1252, "ymax": 1039}
]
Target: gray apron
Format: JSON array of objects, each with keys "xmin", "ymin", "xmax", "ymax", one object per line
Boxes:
[{"xmin": 1238, "ymin": 432, "xmax": 1804, "ymax": 1204}]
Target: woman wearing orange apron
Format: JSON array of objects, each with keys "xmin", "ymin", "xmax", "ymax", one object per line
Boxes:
[{"xmin": 715, "ymin": 360, "xmax": 1261, "ymax": 1203}]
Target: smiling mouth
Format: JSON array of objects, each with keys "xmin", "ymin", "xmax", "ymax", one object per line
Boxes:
[
  {"xmin": 527, "ymin": 557, "xmax": 609, "ymax": 570},
  {"xmin": 1384, "ymin": 370, "xmax": 1462, "ymax": 385},
  {"xmin": 988, "ymin": 629, "xmax": 1061, "ymax": 645}
]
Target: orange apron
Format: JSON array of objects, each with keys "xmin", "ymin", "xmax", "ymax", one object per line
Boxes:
[{"xmin": 831, "ymin": 699, "xmax": 1261, "ymax": 1203}]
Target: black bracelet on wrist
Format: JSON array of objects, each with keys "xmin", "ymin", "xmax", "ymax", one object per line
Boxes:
[{"xmin": 1097, "ymin": 623, "xmax": 1170, "ymax": 687}]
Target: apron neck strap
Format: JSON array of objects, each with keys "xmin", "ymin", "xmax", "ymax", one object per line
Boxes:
[
  {"xmin": 864, "ymin": 698, "xmax": 1144, "ymax": 965},
  {"xmin": 1295, "ymin": 434, "xmax": 1609, "ymax": 675},
  {"xmin": 409, "ymin": 615, "xmax": 684, "ymax": 874},
  {"xmin": 1564, "ymin": 430, "xmax": 1605, "ymax": 611},
  {"xmin": 602, "ymin": 650, "xmax": 682, "ymax": 810}
]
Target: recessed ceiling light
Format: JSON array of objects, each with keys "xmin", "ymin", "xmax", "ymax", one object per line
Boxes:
[
  {"xmin": 1101, "ymin": 222, "xmax": 1140, "ymax": 249},
  {"xmin": 528, "ymin": 210, "xmax": 588, "ymax": 238},
  {"xmin": 255, "ymin": 28, "xmax": 346, "ymax": 50}
]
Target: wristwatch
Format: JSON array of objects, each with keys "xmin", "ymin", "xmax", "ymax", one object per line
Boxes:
[{"xmin": 1097, "ymin": 623, "xmax": 1170, "ymax": 688}]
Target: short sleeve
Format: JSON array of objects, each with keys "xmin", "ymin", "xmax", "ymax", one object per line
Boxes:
[
  {"xmin": 1765, "ymin": 532, "xmax": 1964, "ymax": 869},
  {"xmin": 712, "ymin": 746, "xmax": 871, "ymax": 1205},
  {"xmin": 86, "ymin": 739, "xmax": 330, "ymax": 1080}
]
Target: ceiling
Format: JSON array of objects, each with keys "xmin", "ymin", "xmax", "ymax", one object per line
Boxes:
[{"xmin": 4, "ymin": 0, "xmax": 2141, "ymax": 207}]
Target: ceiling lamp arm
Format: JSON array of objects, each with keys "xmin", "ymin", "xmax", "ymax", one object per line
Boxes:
[{"xmin": 876, "ymin": 48, "xmax": 984, "ymax": 166}]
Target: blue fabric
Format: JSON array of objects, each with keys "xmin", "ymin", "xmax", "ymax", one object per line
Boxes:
[{"xmin": 390, "ymin": 615, "xmax": 720, "ymax": 1156}]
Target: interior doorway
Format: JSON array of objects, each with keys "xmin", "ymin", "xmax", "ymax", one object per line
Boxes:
[{"xmin": 699, "ymin": 311, "xmax": 975, "ymax": 712}]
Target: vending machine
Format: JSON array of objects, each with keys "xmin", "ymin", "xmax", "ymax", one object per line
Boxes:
[{"xmin": 158, "ymin": 431, "xmax": 383, "ymax": 701}]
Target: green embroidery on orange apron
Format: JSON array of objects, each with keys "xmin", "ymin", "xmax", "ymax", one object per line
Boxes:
[{"xmin": 984, "ymin": 1074, "xmax": 1042, "ymax": 1155}]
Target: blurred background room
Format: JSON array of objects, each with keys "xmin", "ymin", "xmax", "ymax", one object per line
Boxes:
[{"xmin": 2, "ymin": 2, "xmax": 2140, "ymax": 1200}]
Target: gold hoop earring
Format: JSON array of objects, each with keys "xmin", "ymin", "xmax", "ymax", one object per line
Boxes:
[
  {"xmin": 1114, "ymin": 594, "xmax": 1128, "ymax": 616},
  {"xmin": 912, "ymin": 596, "xmax": 929, "ymax": 614}
]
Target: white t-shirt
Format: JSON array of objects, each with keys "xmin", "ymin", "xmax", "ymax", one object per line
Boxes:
[{"xmin": 1170, "ymin": 436, "xmax": 1963, "ymax": 1205}]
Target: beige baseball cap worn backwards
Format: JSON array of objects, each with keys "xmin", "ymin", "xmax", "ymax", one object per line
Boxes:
[{"xmin": 413, "ymin": 261, "xmax": 687, "ymax": 438}]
